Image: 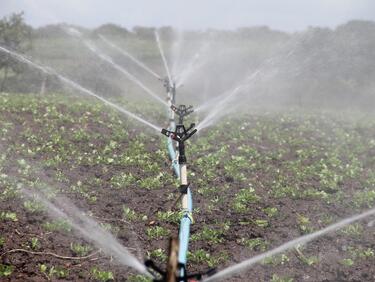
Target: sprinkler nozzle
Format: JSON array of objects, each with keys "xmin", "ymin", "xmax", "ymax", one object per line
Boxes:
[
  {"xmin": 161, "ymin": 124, "xmax": 197, "ymax": 164},
  {"xmin": 171, "ymin": 104, "xmax": 194, "ymax": 124},
  {"xmin": 161, "ymin": 124, "xmax": 197, "ymax": 143}
]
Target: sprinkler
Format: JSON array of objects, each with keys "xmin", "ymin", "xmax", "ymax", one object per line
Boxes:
[
  {"xmin": 156, "ymin": 123, "xmax": 215, "ymax": 282},
  {"xmin": 161, "ymin": 122, "xmax": 197, "ymax": 164},
  {"xmin": 171, "ymin": 104, "xmax": 194, "ymax": 125}
]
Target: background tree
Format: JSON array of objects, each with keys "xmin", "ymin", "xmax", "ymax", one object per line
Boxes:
[{"xmin": 0, "ymin": 12, "xmax": 32, "ymax": 91}]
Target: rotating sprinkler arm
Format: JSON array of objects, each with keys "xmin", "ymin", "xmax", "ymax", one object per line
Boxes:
[
  {"xmin": 161, "ymin": 123, "xmax": 197, "ymax": 161},
  {"xmin": 171, "ymin": 105, "xmax": 194, "ymax": 125}
]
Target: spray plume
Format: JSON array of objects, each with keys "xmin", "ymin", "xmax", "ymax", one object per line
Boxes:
[
  {"xmin": 99, "ymin": 34, "xmax": 162, "ymax": 80},
  {"xmin": 154, "ymin": 30, "xmax": 172, "ymax": 83},
  {"xmin": 196, "ymin": 32, "xmax": 316, "ymax": 131},
  {"xmin": 22, "ymin": 189, "xmax": 149, "ymax": 275},
  {"xmin": 175, "ymin": 41, "xmax": 210, "ymax": 88},
  {"xmin": 82, "ymin": 40, "xmax": 167, "ymax": 107},
  {"xmin": 64, "ymin": 27, "xmax": 167, "ymax": 107},
  {"xmin": 204, "ymin": 207, "xmax": 375, "ymax": 282},
  {"xmin": 0, "ymin": 45, "xmax": 162, "ymax": 133}
]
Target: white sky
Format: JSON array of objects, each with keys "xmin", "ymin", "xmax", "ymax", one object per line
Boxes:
[{"xmin": 1, "ymin": 0, "xmax": 374, "ymax": 31}]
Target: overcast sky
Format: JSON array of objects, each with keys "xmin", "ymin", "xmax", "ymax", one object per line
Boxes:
[{"xmin": 1, "ymin": 0, "xmax": 374, "ymax": 32}]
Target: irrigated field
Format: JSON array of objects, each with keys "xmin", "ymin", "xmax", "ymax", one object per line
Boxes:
[{"xmin": 0, "ymin": 93, "xmax": 374, "ymax": 281}]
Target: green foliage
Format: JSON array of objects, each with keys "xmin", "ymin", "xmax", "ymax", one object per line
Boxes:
[
  {"xmin": 147, "ymin": 248, "xmax": 167, "ymax": 262},
  {"xmin": 146, "ymin": 226, "xmax": 169, "ymax": 239},
  {"xmin": 353, "ymin": 189, "xmax": 375, "ymax": 208},
  {"xmin": 188, "ymin": 249, "xmax": 229, "ymax": 267},
  {"xmin": 262, "ymin": 254, "xmax": 290, "ymax": 266},
  {"xmin": 297, "ymin": 214, "xmax": 313, "ymax": 234},
  {"xmin": 239, "ymin": 238, "xmax": 268, "ymax": 251},
  {"xmin": 263, "ymin": 207, "xmax": 278, "ymax": 217},
  {"xmin": 42, "ymin": 219, "xmax": 72, "ymax": 232},
  {"xmin": 156, "ymin": 210, "xmax": 180, "ymax": 224},
  {"xmin": 232, "ymin": 186, "xmax": 260, "ymax": 212},
  {"xmin": 271, "ymin": 274, "xmax": 294, "ymax": 282},
  {"xmin": 111, "ymin": 173, "xmax": 136, "ymax": 189},
  {"xmin": 0, "ymin": 211, "xmax": 17, "ymax": 222},
  {"xmin": 138, "ymin": 175, "xmax": 162, "ymax": 190},
  {"xmin": 342, "ymin": 245, "xmax": 375, "ymax": 265},
  {"xmin": 0, "ymin": 264, "xmax": 14, "ymax": 277},
  {"xmin": 70, "ymin": 242, "xmax": 92, "ymax": 256},
  {"xmin": 127, "ymin": 274, "xmax": 153, "ymax": 282},
  {"xmin": 340, "ymin": 223, "xmax": 363, "ymax": 237},
  {"xmin": 91, "ymin": 267, "xmax": 114, "ymax": 281},
  {"xmin": 30, "ymin": 237, "xmax": 40, "ymax": 250},
  {"xmin": 23, "ymin": 199, "xmax": 44, "ymax": 213},
  {"xmin": 122, "ymin": 206, "xmax": 139, "ymax": 221},
  {"xmin": 340, "ymin": 258, "xmax": 354, "ymax": 267},
  {"xmin": 40, "ymin": 264, "xmax": 69, "ymax": 279},
  {"xmin": 295, "ymin": 245, "xmax": 319, "ymax": 266},
  {"xmin": 191, "ymin": 226, "xmax": 224, "ymax": 244}
]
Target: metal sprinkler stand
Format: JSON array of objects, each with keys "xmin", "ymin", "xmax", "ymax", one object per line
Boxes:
[
  {"xmin": 152, "ymin": 74, "xmax": 215, "ymax": 281},
  {"xmin": 146, "ymin": 122, "xmax": 215, "ymax": 282}
]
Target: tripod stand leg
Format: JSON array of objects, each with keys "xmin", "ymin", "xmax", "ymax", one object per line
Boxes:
[{"xmin": 166, "ymin": 237, "xmax": 179, "ymax": 282}]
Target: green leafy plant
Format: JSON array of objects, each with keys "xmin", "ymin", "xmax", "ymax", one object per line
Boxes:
[
  {"xmin": 30, "ymin": 237, "xmax": 40, "ymax": 250},
  {"xmin": 271, "ymin": 274, "xmax": 294, "ymax": 282},
  {"xmin": 70, "ymin": 242, "xmax": 92, "ymax": 256},
  {"xmin": 146, "ymin": 226, "xmax": 170, "ymax": 239},
  {"xmin": 42, "ymin": 219, "xmax": 72, "ymax": 232},
  {"xmin": 91, "ymin": 267, "xmax": 114, "ymax": 281},
  {"xmin": 0, "ymin": 264, "xmax": 13, "ymax": 277},
  {"xmin": 191, "ymin": 226, "xmax": 224, "ymax": 244},
  {"xmin": 233, "ymin": 186, "xmax": 260, "ymax": 212},
  {"xmin": 147, "ymin": 248, "xmax": 167, "ymax": 262},
  {"xmin": 0, "ymin": 211, "xmax": 17, "ymax": 222},
  {"xmin": 123, "ymin": 206, "xmax": 139, "ymax": 221},
  {"xmin": 239, "ymin": 238, "xmax": 268, "ymax": 251},
  {"xmin": 40, "ymin": 264, "xmax": 69, "ymax": 279}
]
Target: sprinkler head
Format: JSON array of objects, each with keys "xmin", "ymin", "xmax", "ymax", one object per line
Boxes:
[
  {"xmin": 171, "ymin": 104, "xmax": 194, "ymax": 125},
  {"xmin": 161, "ymin": 124, "xmax": 197, "ymax": 164},
  {"xmin": 161, "ymin": 123, "xmax": 197, "ymax": 143}
]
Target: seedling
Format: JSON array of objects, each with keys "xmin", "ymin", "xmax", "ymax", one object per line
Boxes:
[
  {"xmin": 0, "ymin": 211, "xmax": 17, "ymax": 222},
  {"xmin": 91, "ymin": 267, "xmax": 114, "ymax": 281},
  {"xmin": 30, "ymin": 237, "xmax": 40, "ymax": 250},
  {"xmin": 0, "ymin": 264, "xmax": 14, "ymax": 277},
  {"xmin": 70, "ymin": 242, "xmax": 92, "ymax": 256}
]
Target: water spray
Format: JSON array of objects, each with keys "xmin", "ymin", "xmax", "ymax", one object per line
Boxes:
[
  {"xmin": 0, "ymin": 45, "xmax": 162, "ymax": 133},
  {"xmin": 99, "ymin": 34, "xmax": 162, "ymax": 80},
  {"xmin": 155, "ymin": 30, "xmax": 173, "ymax": 84},
  {"xmin": 204, "ymin": 207, "xmax": 375, "ymax": 282},
  {"xmin": 63, "ymin": 27, "xmax": 168, "ymax": 107}
]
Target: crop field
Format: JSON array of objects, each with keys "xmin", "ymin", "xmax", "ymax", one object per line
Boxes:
[{"xmin": 0, "ymin": 93, "xmax": 374, "ymax": 281}]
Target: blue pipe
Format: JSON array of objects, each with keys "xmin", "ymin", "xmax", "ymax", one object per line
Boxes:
[
  {"xmin": 178, "ymin": 187, "xmax": 193, "ymax": 278},
  {"xmin": 167, "ymin": 136, "xmax": 180, "ymax": 178}
]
